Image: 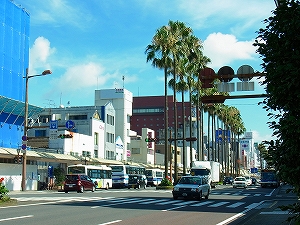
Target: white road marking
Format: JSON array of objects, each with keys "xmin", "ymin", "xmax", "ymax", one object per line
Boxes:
[{"xmin": 0, "ymin": 215, "xmax": 33, "ymax": 222}]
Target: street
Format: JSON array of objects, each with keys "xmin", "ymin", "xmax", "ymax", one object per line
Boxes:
[{"xmin": 1, "ymin": 184, "xmax": 297, "ymax": 225}]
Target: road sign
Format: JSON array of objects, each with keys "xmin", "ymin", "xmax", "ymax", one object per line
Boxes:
[
  {"xmin": 251, "ymin": 168, "xmax": 258, "ymax": 173},
  {"xmin": 21, "ymin": 144, "xmax": 27, "ymax": 150},
  {"xmin": 50, "ymin": 120, "xmax": 58, "ymax": 129},
  {"xmin": 22, "ymin": 135, "xmax": 27, "ymax": 141},
  {"xmin": 66, "ymin": 120, "xmax": 75, "ymax": 129}
]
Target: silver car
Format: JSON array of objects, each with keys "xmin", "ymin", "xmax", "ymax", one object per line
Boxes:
[{"xmin": 172, "ymin": 176, "xmax": 210, "ymax": 200}]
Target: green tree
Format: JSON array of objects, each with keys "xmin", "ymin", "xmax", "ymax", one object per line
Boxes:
[
  {"xmin": 146, "ymin": 25, "xmax": 172, "ymax": 178},
  {"xmin": 147, "ymin": 20, "xmax": 195, "ymax": 182},
  {"xmin": 254, "ymin": 0, "xmax": 300, "ymax": 222}
]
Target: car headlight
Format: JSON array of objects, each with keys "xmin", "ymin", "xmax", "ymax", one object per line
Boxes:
[{"xmin": 173, "ymin": 187, "xmax": 179, "ymax": 191}]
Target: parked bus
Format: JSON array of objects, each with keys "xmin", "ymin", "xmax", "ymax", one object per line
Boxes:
[
  {"xmin": 67, "ymin": 164, "xmax": 112, "ymax": 189},
  {"xmin": 145, "ymin": 168, "xmax": 164, "ymax": 186},
  {"xmin": 110, "ymin": 165, "xmax": 145, "ymax": 188}
]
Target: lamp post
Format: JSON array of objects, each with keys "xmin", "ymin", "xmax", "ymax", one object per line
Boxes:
[{"xmin": 22, "ymin": 68, "xmax": 52, "ymax": 191}]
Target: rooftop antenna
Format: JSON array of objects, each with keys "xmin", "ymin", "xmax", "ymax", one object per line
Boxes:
[
  {"xmin": 97, "ymin": 76, "xmax": 99, "ymax": 90},
  {"xmin": 60, "ymin": 92, "xmax": 62, "ymax": 106},
  {"xmin": 122, "ymin": 75, "xmax": 125, "ymax": 89}
]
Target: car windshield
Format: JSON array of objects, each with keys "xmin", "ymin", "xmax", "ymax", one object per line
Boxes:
[
  {"xmin": 178, "ymin": 177, "xmax": 202, "ymax": 185},
  {"xmin": 129, "ymin": 175, "xmax": 139, "ymax": 182},
  {"xmin": 66, "ymin": 175, "xmax": 78, "ymax": 181},
  {"xmin": 235, "ymin": 177, "xmax": 245, "ymax": 181}
]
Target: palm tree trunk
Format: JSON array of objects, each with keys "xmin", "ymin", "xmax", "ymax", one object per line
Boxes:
[
  {"xmin": 196, "ymin": 95, "xmax": 200, "ymax": 160},
  {"xmin": 181, "ymin": 91, "xmax": 186, "ymax": 175},
  {"xmin": 164, "ymin": 67, "xmax": 169, "ymax": 179},
  {"xmin": 173, "ymin": 58, "xmax": 178, "ymax": 183},
  {"xmin": 207, "ymin": 111, "xmax": 210, "ymax": 161},
  {"xmin": 212, "ymin": 111, "xmax": 215, "ymax": 161},
  {"xmin": 189, "ymin": 90, "xmax": 193, "ymax": 169},
  {"xmin": 201, "ymin": 105, "xmax": 204, "ymax": 161}
]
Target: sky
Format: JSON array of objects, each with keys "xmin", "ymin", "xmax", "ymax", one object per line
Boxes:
[{"xmin": 15, "ymin": 0, "xmax": 277, "ymax": 143}]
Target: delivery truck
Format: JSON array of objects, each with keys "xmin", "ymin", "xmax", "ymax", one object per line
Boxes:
[
  {"xmin": 260, "ymin": 169, "xmax": 280, "ymax": 188},
  {"xmin": 190, "ymin": 161, "xmax": 221, "ymax": 188}
]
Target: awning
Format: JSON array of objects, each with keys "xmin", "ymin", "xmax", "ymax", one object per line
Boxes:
[
  {"xmin": 91, "ymin": 158, "xmax": 123, "ymax": 165},
  {"xmin": 0, "ymin": 95, "xmax": 44, "ymax": 121},
  {"xmin": 37, "ymin": 152, "xmax": 79, "ymax": 161}
]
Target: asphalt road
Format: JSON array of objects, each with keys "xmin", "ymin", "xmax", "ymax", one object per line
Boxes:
[{"xmin": 1, "ymin": 184, "xmax": 296, "ymax": 225}]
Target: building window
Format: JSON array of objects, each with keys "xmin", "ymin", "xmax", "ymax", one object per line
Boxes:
[
  {"xmin": 106, "ymin": 115, "xmax": 115, "ymax": 125},
  {"xmin": 39, "ymin": 115, "xmax": 51, "ymax": 123},
  {"xmin": 133, "ymin": 108, "xmax": 164, "ymax": 114},
  {"xmin": 35, "ymin": 130, "xmax": 46, "ymax": 137},
  {"xmin": 94, "ymin": 132, "xmax": 98, "ymax": 145},
  {"xmin": 131, "ymin": 148, "xmax": 140, "ymax": 154},
  {"xmin": 69, "ymin": 115, "xmax": 87, "ymax": 120}
]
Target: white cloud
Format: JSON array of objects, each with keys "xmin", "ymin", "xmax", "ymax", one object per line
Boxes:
[
  {"xmin": 51, "ymin": 62, "xmax": 107, "ymax": 91},
  {"xmin": 29, "ymin": 37, "xmax": 56, "ymax": 74},
  {"xmin": 21, "ymin": 0, "xmax": 93, "ymax": 28},
  {"xmin": 203, "ymin": 32, "xmax": 257, "ymax": 69},
  {"xmin": 179, "ymin": 0, "xmax": 274, "ymax": 33},
  {"xmin": 251, "ymin": 130, "xmax": 273, "ymax": 143}
]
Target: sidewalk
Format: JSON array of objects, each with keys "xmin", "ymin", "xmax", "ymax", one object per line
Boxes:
[{"xmin": 238, "ymin": 184, "xmax": 299, "ymax": 225}]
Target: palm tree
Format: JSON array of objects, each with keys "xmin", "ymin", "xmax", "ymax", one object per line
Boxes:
[
  {"xmin": 168, "ymin": 77, "xmax": 188, "ymax": 174},
  {"xmin": 185, "ymin": 36, "xmax": 210, "ymax": 166},
  {"xmin": 146, "ymin": 20, "xmax": 193, "ymax": 181},
  {"xmin": 145, "ymin": 26, "xmax": 172, "ymax": 178},
  {"xmin": 164, "ymin": 21, "xmax": 197, "ymax": 182}
]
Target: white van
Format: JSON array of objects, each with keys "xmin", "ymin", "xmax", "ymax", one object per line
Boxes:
[{"xmin": 244, "ymin": 175, "xmax": 252, "ymax": 186}]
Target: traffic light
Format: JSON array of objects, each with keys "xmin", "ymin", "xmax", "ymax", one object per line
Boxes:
[
  {"xmin": 186, "ymin": 137, "xmax": 197, "ymax": 141},
  {"xmin": 201, "ymin": 95, "xmax": 226, "ymax": 104},
  {"xmin": 58, "ymin": 134, "xmax": 73, "ymax": 139},
  {"xmin": 145, "ymin": 137, "xmax": 158, "ymax": 142},
  {"xmin": 14, "ymin": 155, "xmax": 23, "ymax": 164}
]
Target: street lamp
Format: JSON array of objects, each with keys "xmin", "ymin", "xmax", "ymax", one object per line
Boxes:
[{"xmin": 22, "ymin": 68, "xmax": 52, "ymax": 191}]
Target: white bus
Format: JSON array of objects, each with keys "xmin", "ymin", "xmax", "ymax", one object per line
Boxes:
[
  {"xmin": 110, "ymin": 165, "xmax": 145, "ymax": 188},
  {"xmin": 145, "ymin": 168, "xmax": 164, "ymax": 186},
  {"xmin": 67, "ymin": 164, "xmax": 112, "ymax": 189}
]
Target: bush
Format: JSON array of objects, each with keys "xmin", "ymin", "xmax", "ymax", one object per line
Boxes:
[
  {"xmin": 0, "ymin": 177, "xmax": 10, "ymax": 202},
  {"xmin": 160, "ymin": 178, "xmax": 173, "ymax": 186},
  {"xmin": 54, "ymin": 167, "xmax": 65, "ymax": 186}
]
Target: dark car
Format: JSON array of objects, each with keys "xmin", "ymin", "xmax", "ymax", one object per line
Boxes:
[
  {"xmin": 64, "ymin": 174, "xmax": 96, "ymax": 193},
  {"xmin": 172, "ymin": 176, "xmax": 210, "ymax": 200},
  {"xmin": 128, "ymin": 174, "xmax": 146, "ymax": 189},
  {"xmin": 223, "ymin": 176, "xmax": 234, "ymax": 185},
  {"xmin": 251, "ymin": 177, "xmax": 257, "ymax": 185}
]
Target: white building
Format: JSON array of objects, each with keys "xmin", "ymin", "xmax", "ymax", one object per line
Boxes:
[
  {"xmin": 95, "ymin": 88, "xmax": 134, "ymax": 161},
  {"xmin": 28, "ymin": 102, "xmax": 116, "ymax": 160},
  {"xmin": 239, "ymin": 131, "xmax": 260, "ymax": 171}
]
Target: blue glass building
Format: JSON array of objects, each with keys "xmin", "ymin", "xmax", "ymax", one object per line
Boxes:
[{"xmin": 0, "ymin": 0, "xmax": 34, "ymax": 148}]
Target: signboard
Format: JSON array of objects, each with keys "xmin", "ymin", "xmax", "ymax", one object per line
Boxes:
[
  {"xmin": 244, "ymin": 132, "xmax": 253, "ymax": 139},
  {"xmin": 66, "ymin": 120, "xmax": 75, "ymax": 129},
  {"xmin": 251, "ymin": 168, "xmax": 258, "ymax": 173},
  {"xmin": 215, "ymin": 129, "xmax": 230, "ymax": 142},
  {"xmin": 240, "ymin": 140, "xmax": 250, "ymax": 150},
  {"xmin": 50, "ymin": 120, "xmax": 58, "ymax": 129}
]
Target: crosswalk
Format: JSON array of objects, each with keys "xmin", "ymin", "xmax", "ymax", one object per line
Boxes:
[
  {"xmin": 13, "ymin": 196, "xmax": 264, "ymax": 210},
  {"xmin": 12, "ymin": 190, "xmax": 267, "ymax": 203},
  {"xmin": 95, "ymin": 189, "xmax": 266, "ymax": 197}
]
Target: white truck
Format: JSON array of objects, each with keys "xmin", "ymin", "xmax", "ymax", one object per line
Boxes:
[{"xmin": 190, "ymin": 161, "xmax": 221, "ymax": 188}]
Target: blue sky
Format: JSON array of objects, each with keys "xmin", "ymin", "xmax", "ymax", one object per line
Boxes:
[{"xmin": 15, "ymin": 0, "xmax": 276, "ymax": 143}]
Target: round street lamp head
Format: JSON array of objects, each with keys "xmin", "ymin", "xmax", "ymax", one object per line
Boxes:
[{"xmin": 42, "ymin": 70, "xmax": 52, "ymax": 75}]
